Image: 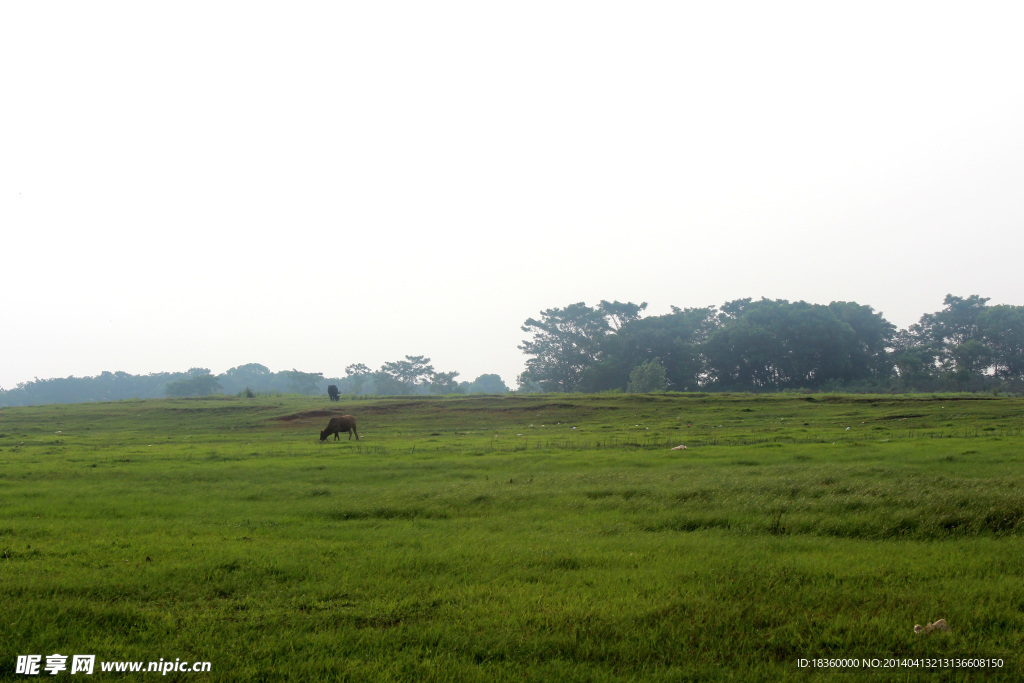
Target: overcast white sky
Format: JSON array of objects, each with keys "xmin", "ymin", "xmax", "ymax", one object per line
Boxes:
[{"xmin": 3, "ymin": 1, "xmax": 1023, "ymax": 390}]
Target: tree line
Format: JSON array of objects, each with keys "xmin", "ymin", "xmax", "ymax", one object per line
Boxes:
[
  {"xmin": 4, "ymin": 293, "xmax": 1020, "ymax": 407},
  {"xmin": 516, "ymin": 295, "xmax": 1024, "ymax": 394},
  {"xmin": 0, "ymin": 359, "xmax": 510, "ymax": 407}
]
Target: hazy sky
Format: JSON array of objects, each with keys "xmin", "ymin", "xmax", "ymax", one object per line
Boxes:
[{"xmin": 3, "ymin": 1, "xmax": 1023, "ymax": 391}]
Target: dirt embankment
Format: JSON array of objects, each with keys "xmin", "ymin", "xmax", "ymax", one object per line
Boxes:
[{"xmin": 275, "ymin": 410, "xmax": 336, "ymax": 422}]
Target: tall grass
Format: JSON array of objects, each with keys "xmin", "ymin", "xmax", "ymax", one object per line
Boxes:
[{"xmin": 1, "ymin": 393, "xmax": 1022, "ymax": 680}]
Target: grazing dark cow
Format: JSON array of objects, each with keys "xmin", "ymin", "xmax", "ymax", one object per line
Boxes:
[
  {"xmin": 327, "ymin": 384, "xmax": 340, "ymax": 402},
  {"xmin": 320, "ymin": 415, "xmax": 359, "ymax": 441}
]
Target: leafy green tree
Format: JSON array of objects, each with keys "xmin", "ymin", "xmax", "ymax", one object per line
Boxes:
[
  {"xmin": 949, "ymin": 340, "xmax": 993, "ymax": 388},
  {"xmin": 371, "ymin": 371, "xmax": 405, "ymax": 396},
  {"xmin": 579, "ymin": 357, "xmax": 633, "ymax": 393},
  {"xmin": 344, "ymin": 363, "xmax": 373, "ymax": 395},
  {"xmin": 346, "ymin": 363, "xmax": 371, "ymax": 376},
  {"xmin": 920, "ymin": 295, "xmax": 990, "ymax": 346},
  {"xmin": 574, "ymin": 300, "xmax": 652, "ymax": 392},
  {"xmin": 466, "ymin": 374, "xmax": 510, "ymax": 394},
  {"xmin": 717, "ymin": 297, "xmax": 753, "ymax": 322},
  {"xmin": 979, "ymin": 305, "xmax": 1024, "ymax": 382},
  {"xmin": 591, "ymin": 306, "xmax": 717, "ymax": 391},
  {"xmin": 914, "ymin": 294, "xmax": 996, "ymax": 388},
  {"xmin": 598, "ymin": 300, "xmax": 648, "ymax": 331},
  {"xmin": 218, "ymin": 363, "xmax": 272, "ymax": 394},
  {"xmin": 891, "ymin": 326, "xmax": 942, "ymax": 390},
  {"xmin": 519, "ymin": 303, "xmax": 612, "ymax": 392},
  {"xmin": 515, "ymin": 371, "xmax": 544, "ymax": 394},
  {"xmin": 704, "ymin": 299, "xmax": 859, "ymax": 390},
  {"xmin": 429, "ymin": 370, "xmax": 462, "ymax": 394},
  {"xmin": 703, "ymin": 312, "xmax": 776, "ymax": 390},
  {"xmin": 165, "ymin": 370, "xmax": 222, "ymax": 397},
  {"xmin": 378, "ymin": 355, "xmax": 435, "ymax": 394},
  {"xmin": 827, "ymin": 302, "xmax": 896, "ymax": 380},
  {"xmin": 284, "ymin": 369, "xmax": 324, "ymax": 395},
  {"xmin": 627, "ymin": 357, "xmax": 669, "ymax": 392},
  {"xmin": 918, "ymin": 295, "xmax": 989, "ymax": 372}
]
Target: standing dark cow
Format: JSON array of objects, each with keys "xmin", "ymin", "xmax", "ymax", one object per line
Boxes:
[
  {"xmin": 327, "ymin": 384, "xmax": 340, "ymax": 402},
  {"xmin": 320, "ymin": 415, "xmax": 359, "ymax": 441}
]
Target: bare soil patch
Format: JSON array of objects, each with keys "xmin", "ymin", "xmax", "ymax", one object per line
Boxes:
[{"xmin": 276, "ymin": 410, "xmax": 336, "ymax": 422}]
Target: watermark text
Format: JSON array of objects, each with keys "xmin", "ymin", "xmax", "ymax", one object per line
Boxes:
[{"xmin": 16, "ymin": 654, "xmax": 211, "ymax": 675}]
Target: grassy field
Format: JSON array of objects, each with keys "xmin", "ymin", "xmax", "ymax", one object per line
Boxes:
[{"xmin": 2, "ymin": 392, "xmax": 1023, "ymax": 680}]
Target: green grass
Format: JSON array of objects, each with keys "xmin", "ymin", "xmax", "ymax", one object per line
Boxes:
[{"xmin": 1, "ymin": 393, "xmax": 1023, "ymax": 680}]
